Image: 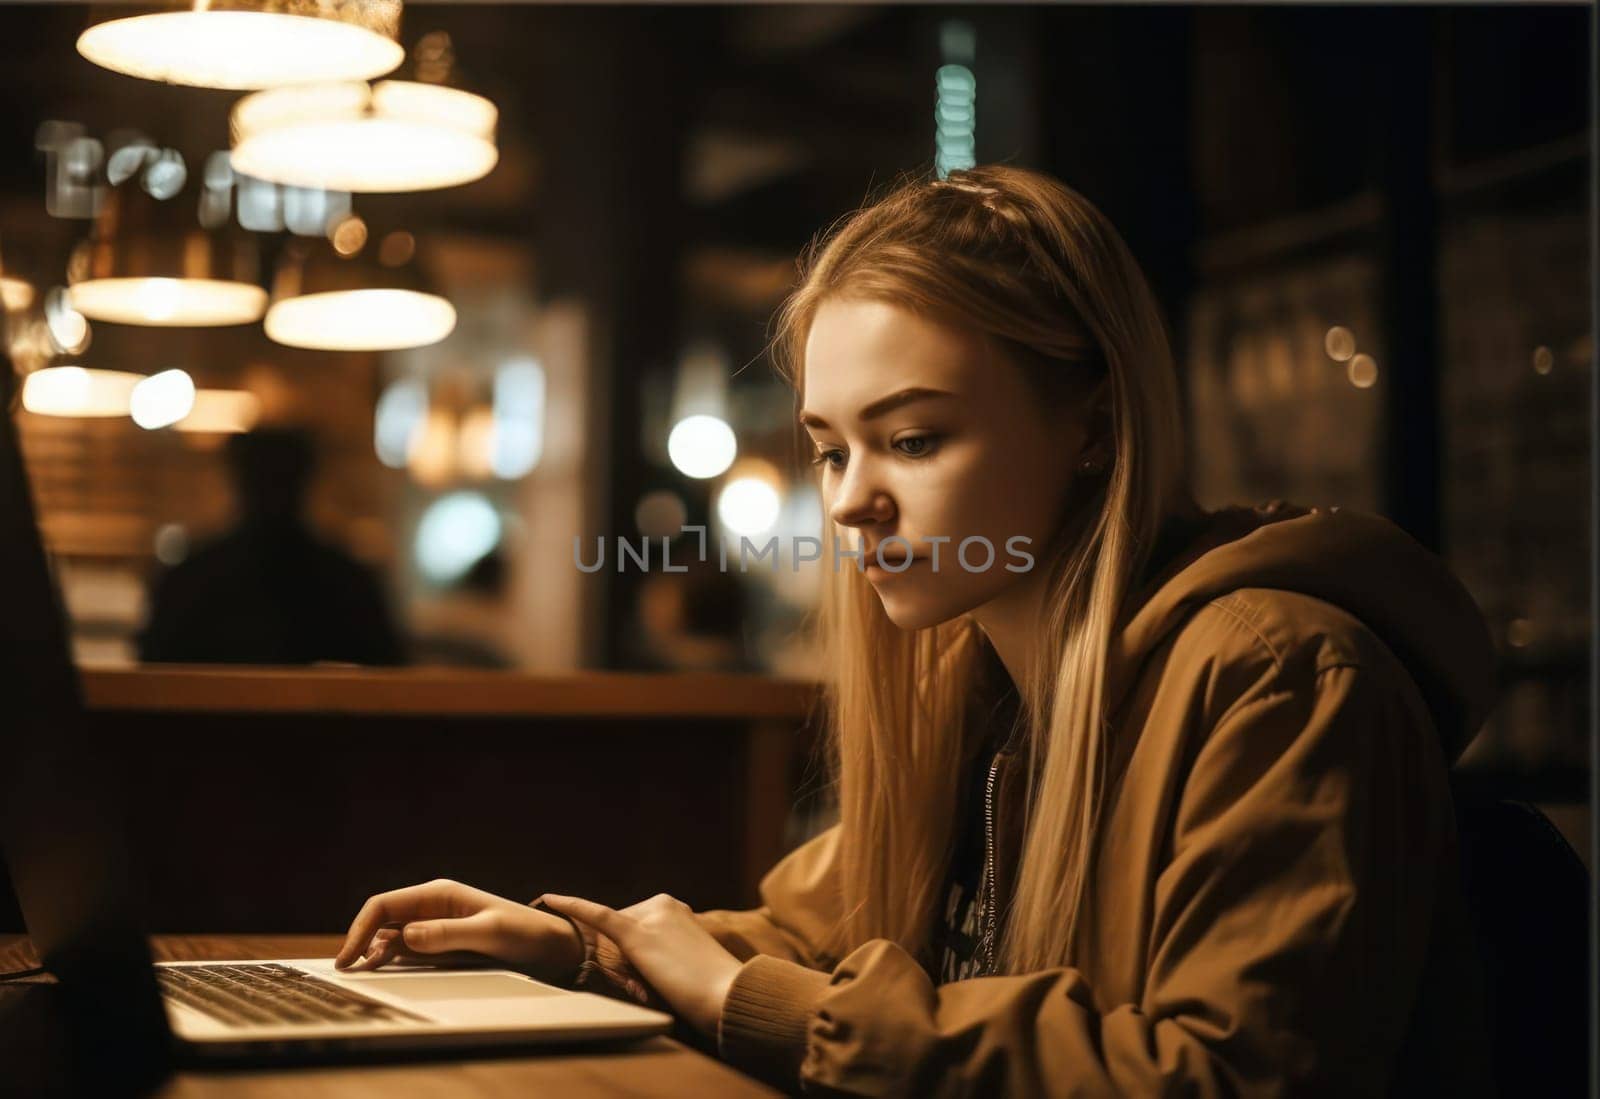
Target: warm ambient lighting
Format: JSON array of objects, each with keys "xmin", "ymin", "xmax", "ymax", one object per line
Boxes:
[
  {"xmin": 407, "ymin": 407, "xmax": 457, "ymax": 486},
  {"xmin": 20, "ymin": 366, "xmax": 142, "ymax": 417},
  {"xmin": 68, "ymin": 277, "xmax": 267, "ymax": 327},
  {"xmin": 130, "ymin": 368, "xmax": 197, "ymax": 430},
  {"xmin": 75, "ymin": 3, "xmax": 403, "ymax": 91},
  {"xmin": 231, "ymin": 79, "xmax": 498, "ymax": 192},
  {"xmin": 265, "ymin": 288, "xmax": 456, "ymax": 351},
  {"xmin": 1, "ymin": 275, "xmax": 33, "ymax": 312},
  {"xmin": 0, "ymin": 235, "xmax": 29, "ymax": 311},
  {"xmin": 175, "ymin": 389, "xmax": 262, "ymax": 434}
]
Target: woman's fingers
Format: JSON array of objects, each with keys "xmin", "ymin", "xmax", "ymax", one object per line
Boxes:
[
  {"xmin": 341, "ymin": 925, "xmax": 402, "ymax": 972},
  {"xmin": 336, "ymin": 879, "xmax": 468, "ymax": 969},
  {"xmin": 538, "ymin": 894, "xmax": 625, "ymax": 942},
  {"xmin": 385, "ymin": 949, "xmax": 501, "ymax": 969},
  {"xmin": 400, "ymin": 909, "xmax": 503, "ymax": 957}
]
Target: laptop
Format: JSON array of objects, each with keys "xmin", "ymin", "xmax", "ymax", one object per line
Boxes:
[{"xmin": 0, "ymin": 365, "xmax": 672, "ymax": 1088}]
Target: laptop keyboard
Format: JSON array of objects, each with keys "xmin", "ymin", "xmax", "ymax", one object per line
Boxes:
[{"xmin": 156, "ymin": 963, "xmax": 427, "ymax": 1028}]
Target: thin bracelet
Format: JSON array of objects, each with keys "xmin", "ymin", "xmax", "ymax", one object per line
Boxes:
[{"xmin": 529, "ymin": 897, "xmax": 588, "ymax": 979}]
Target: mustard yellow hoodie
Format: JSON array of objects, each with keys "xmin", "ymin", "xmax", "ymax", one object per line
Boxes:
[{"xmin": 693, "ymin": 502, "xmax": 1499, "ymax": 1096}]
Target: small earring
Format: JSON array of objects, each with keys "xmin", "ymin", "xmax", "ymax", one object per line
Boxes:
[{"xmin": 1078, "ymin": 455, "xmax": 1102, "ymax": 475}]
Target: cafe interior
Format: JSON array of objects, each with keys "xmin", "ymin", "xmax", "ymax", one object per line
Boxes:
[{"xmin": 0, "ymin": 2, "xmax": 1591, "ymax": 1093}]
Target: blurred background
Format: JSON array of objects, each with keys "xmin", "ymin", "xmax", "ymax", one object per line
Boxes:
[{"xmin": 0, "ymin": 5, "xmax": 1590, "ymax": 850}]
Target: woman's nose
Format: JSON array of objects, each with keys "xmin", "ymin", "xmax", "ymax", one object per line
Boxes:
[{"xmin": 828, "ymin": 466, "xmax": 894, "ymax": 529}]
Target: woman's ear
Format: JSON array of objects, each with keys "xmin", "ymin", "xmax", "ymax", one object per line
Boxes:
[{"xmin": 1075, "ymin": 378, "xmax": 1114, "ymax": 470}]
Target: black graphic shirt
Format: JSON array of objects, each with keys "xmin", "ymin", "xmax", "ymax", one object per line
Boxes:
[{"xmin": 931, "ymin": 683, "xmax": 1019, "ymax": 984}]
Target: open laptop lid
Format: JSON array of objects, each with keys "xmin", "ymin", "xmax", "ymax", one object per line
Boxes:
[{"xmin": 0, "ymin": 356, "xmax": 172, "ymax": 1093}]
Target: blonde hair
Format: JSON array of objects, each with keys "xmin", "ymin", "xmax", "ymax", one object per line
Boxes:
[{"xmin": 772, "ymin": 165, "xmax": 1192, "ymax": 972}]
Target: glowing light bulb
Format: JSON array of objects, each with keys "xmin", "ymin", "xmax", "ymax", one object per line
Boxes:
[
  {"xmin": 667, "ymin": 414, "xmax": 736, "ymax": 479},
  {"xmin": 718, "ymin": 477, "xmax": 782, "ymax": 536},
  {"xmin": 130, "ymin": 368, "xmax": 196, "ymax": 429}
]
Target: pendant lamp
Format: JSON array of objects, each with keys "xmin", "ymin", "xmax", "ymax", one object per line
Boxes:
[
  {"xmin": 20, "ymin": 365, "xmax": 144, "ymax": 417},
  {"xmin": 264, "ymin": 220, "xmax": 455, "ymax": 351},
  {"xmin": 230, "ymin": 30, "xmax": 496, "ymax": 192},
  {"xmin": 76, "ymin": 0, "xmax": 404, "ymax": 91},
  {"xmin": 67, "ymin": 168, "xmax": 267, "ymax": 328}
]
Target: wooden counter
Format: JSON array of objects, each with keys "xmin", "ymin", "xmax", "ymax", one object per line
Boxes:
[
  {"xmin": 4, "ymin": 668, "xmax": 825, "ymax": 936},
  {"xmin": 81, "ymin": 667, "xmax": 821, "ymax": 721}
]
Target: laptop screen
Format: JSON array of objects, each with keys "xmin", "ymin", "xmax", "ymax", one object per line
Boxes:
[{"xmin": 0, "ymin": 359, "xmax": 173, "ymax": 1090}]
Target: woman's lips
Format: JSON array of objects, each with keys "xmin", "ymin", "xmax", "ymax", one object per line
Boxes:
[{"xmin": 865, "ymin": 556, "xmax": 925, "ymax": 575}]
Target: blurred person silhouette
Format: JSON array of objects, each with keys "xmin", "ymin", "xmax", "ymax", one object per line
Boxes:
[
  {"xmin": 138, "ymin": 426, "xmax": 406, "ymax": 665},
  {"xmin": 629, "ymin": 553, "xmax": 754, "ymax": 671}
]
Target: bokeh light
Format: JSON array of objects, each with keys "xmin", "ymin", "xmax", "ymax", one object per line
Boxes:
[
  {"xmin": 635, "ymin": 489, "xmax": 688, "ymax": 538},
  {"xmin": 374, "ymin": 378, "xmax": 428, "ymax": 468},
  {"xmin": 718, "ymin": 477, "xmax": 782, "ymax": 536},
  {"xmin": 667, "ymin": 414, "xmax": 737, "ymax": 479},
  {"xmin": 415, "ymin": 491, "xmax": 501, "ymax": 584},
  {"xmin": 130, "ymin": 368, "xmax": 197, "ymax": 430},
  {"xmin": 1323, "ymin": 325, "xmax": 1356, "ymax": 362},
  {"xmin": 1347, "ymin": 353, "xmax": 1378, "ymax": 389}
]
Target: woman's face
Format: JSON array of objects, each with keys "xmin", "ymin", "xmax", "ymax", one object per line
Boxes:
[{"xmin": 801, "ymin": 297, "xmax": 1094, "ymax": 631}]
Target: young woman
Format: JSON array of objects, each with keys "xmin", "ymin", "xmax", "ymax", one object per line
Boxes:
[{"xmin": 336, "ymin": 166, "xmax": 1498, "ymax": 1096}]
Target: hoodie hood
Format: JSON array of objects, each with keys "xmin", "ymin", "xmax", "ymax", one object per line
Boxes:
[{"xmin": 1108, "ymin": 501, "xmax": 1499, "ymax": 764}]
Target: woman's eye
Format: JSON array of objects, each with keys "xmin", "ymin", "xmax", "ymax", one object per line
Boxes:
[
  {"xmin": 893, "ymin": 434, "xmax": 941, "ymax": 458},
  {"xmin": 810, "ymin": 448, "xmax": 845, "ymax": 470}
]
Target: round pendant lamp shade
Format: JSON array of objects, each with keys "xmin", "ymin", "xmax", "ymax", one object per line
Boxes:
[
  {"xmin": 231, "ymin": 79, "xmax": 497, "ymax": 192},
  {"xmin": 76, "ymin": 0, "xmax": 404, "ymax": 90},
  {"xmin": 264, "ymin": 227, "xmax": 455, "ymax": 351},
  {"xmin": 67, "ymin": 182, "xmax": 267, "ymax": 328}
]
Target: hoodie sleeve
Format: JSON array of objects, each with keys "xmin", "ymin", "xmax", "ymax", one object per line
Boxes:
[
  {"xmin": 715, "ymin": 652, "xmax": 1460, "ymax": 1097},
  {"xmin": 695, "ymin": 824, "xmax": 847, "ymax": 968}
]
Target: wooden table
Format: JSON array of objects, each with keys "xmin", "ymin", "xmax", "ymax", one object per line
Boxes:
[{"xmin": 0, "ymin": 933, "xmax": 783, "ymax": 1097}]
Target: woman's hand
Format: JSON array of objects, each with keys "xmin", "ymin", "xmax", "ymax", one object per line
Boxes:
[
  {"xmin": 335, "ymin": 878, "xmax": 585, "ymax": 983},
  {"xmin": 539, "ymin": 892, "xmax": 741, "ymax": 1037}
]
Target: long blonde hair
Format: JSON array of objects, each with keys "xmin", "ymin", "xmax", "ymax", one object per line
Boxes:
[{"xmin": 772, "ymin": 165, "xmax": 1192, "ymax": 972}]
